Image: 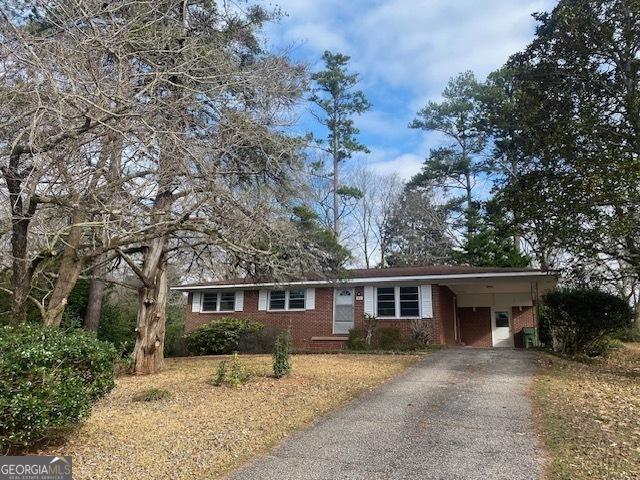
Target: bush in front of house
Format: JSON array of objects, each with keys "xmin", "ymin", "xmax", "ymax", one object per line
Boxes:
[
  {"xmin": 347, "ymin": 328, "xmax": 366, "ymax": 350},
  {"xmin": 375, "ymin": 326, "xmax": 402, "ymax": 350},
  {"xmin": 210, "ymin": 353, "xmax": 250, "ymax": 387},
  {"xmin": 409, "ymin": 318, "xmax": 432, "ymax": 347},
  {"xmin": 539, "ymin": 288, "xmax": 633, "ymax": 356},
  {"xmin": 272, "ymin": 332, "xmax": 291, "ymax": 378},
  {"xmin": 237, "ymin": 326, "xmax": 283, "ymax": 354},
  {"xmin": 211, "ymin": 360, "xmax": 228, "ymax": 386},
  {"xmin": 0, "ymin": 324, "xmax": 117, "ymax": 451},
  {"xmin": 183, "ymin": 318, "xmax": 264, "ymax": 355}
]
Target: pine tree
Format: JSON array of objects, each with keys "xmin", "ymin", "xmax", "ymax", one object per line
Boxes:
[{"xmin": 310, "ymin": 51, "xmax": 371, "ymax": 237}]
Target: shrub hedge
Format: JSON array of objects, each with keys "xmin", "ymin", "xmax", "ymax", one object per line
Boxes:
[
  {"xmin": 540, "ymin": 288, "xmax": 633, "ymax": 356},
  {"xmin": 611, "ymin": 323, "xmax": 640, "ymax": 342},
  {"xmin": 0, "ymin": 324, "xmax": 117, "ymax": 451},
  {"xmin": 347, "ymin": 328, "xmax": 366, "ymax": 350},
  {"xmin": 183, "ymin": 318, "xmax": 264, "ymax": 355},
  {"xmin": 237, "ymin": 326, "xmax": 283, "ymax": 354},
  {"xmin": 376, "ymin": 327, "xmax": 402, "ymax": 350}
]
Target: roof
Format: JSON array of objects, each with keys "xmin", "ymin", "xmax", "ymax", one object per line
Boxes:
[{"xmin": 172, "ymin": 265, "xmax": 556, "ymax": 291}]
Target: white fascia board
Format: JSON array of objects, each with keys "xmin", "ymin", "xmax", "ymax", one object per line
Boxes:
[{"xmin": 171, "ymin": 271, "xmax": 557, "ymax": 291}]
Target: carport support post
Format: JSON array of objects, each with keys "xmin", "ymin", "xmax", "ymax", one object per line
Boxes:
[{"xmin": 533, "ymin": 282, "xmax": 540, "ymax": 329}]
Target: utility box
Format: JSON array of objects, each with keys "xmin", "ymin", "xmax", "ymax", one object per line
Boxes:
[{"xmin": 522, "ymin": 327, "xmax": 540, "ymax": 348}]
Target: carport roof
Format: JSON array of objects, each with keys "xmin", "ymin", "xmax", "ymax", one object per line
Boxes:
[{"xmin": 172, "ymin": 265, "xmax": 556, "ymax": 291}]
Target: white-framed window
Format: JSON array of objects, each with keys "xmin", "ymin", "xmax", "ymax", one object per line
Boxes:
[
  {"xmin": 375, "ymin": 286, "xmax": 420, "ymax": 318},
  {"xmin": 269, "ymin": 289, "xmax": 306, "ymax": 311},
  {"xmin": 376, "ymin": 287, "xmax": 396, "ymax": 316},
  {"xmin": 201, "ymin": 291, "xmax": 235, "ymax": 312}
]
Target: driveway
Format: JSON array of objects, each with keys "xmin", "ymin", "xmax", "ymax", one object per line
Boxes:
[{"xmin": 227, "ymin": 349, "xmax": 545, "ymax": 480}]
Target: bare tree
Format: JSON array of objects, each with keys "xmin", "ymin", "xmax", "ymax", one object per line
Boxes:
[
  {"xmin": 0, "ymin": 1, "xmax": 335, "ymax": 374},
  {"xmin": 347, "ymin": 165, "xmax": 403, "ymax": 268}
]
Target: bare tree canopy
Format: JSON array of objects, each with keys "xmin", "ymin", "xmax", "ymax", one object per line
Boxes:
[{"xmin": 0, "ymin": 0, "xmax": 340, "ymax": 373}]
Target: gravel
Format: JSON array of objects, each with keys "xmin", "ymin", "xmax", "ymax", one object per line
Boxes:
[{"xmin": 228, "ymin": 349, "xmax": 545, "ymax": 480}]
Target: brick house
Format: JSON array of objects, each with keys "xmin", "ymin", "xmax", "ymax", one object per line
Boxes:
[{"xmin": 174, "ymin": 266, "xmax": 557, "ymax": 350}]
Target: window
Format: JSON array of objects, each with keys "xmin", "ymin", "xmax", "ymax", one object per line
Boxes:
[
  {"xmin": 219, "ymin": 292, "xmax": 236, "ymax": 311},
  {"xmin": 269, "ymin": 291, "xmax": 286, "ymax": 310},
  {"xmin": 376, "ymin": 287, "xmax": 396, "ymax": 317},
  {"xmin": 269, "ymin": 289, "xmax": 306, "ymax": 310},
  {"xmin": 376, "ymin": 286, "xmax": 421, "ymax": 318},
  {"xmin": 495, "ymin": 311, "xmax": 509, "ymax": 328},
  {"xmin": 202, "ymin": 293, "xmax": 218, "ymax": 312},
  {"xmin": 400, "ymin": 287, "xmax": 419, "ymax": 317},
  {"xmin": 288, "ymin": 289, "xmax": 306, "ymax": 309},
  {"xmin": 201, "ymin": 292, "xmax": 235, "ymax": 312}
]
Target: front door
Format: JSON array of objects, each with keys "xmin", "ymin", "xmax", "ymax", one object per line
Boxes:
[
  {"xmin": 334, "ymin": 288, "xmax": 355, "ymax": 334},
  {"xmin": 491, "ymin": 307, "xmax": 514, "ymax": 347}
]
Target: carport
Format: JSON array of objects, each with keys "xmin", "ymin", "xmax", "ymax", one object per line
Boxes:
[{"xmin": 443, "ymin": 274, "xmax": 556, "ymax": 348}]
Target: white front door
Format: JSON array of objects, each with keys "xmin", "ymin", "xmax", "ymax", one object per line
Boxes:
[
  {"xmin": 491, "ymin": 307, "xmax": 514, "ymax": 347},
  {"xmin": 334, "ymin": 288, "xmax": 355, "ymax": 334}
]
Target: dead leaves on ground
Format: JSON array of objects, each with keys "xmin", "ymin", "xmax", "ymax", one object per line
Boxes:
[
  {"xmin": 39, "ymin": 354, "xmax": 421, "ymax": 480},
  {"xmin": 535, "ymin": 344, "xmax": 640, "ymax": 480}
]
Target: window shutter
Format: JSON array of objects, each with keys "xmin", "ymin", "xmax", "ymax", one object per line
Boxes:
[
  {"xmin": 258, "ymin": 290, "xmax": 268, "ymax": 311},
  {"xmin": 234, "ymin": 291, "xmax": 244, "ymax": 311},
  {"xmin": 306, "ymin": 288, "xmax": 315, "ymax": 310},
  {"xmin": 191, "ymin": 292, "xmax": 202, "ymax": 313},
  {"xmin": 363, "ymin": 286, "xmax": 374, "ymax": 316},
  {"xmin": 420, "ymin": 285, "xmax": 433, "ymax": 318}
]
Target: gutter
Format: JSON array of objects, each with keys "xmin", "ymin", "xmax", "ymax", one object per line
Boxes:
[{"xmin": 171, "ymin": 271, "xmax": 557, "ymax": 291}]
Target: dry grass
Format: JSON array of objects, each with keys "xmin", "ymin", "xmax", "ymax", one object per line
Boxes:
[
  {"xmin": 39, "ymin": 354, "xmax": 421, "ymax": 479},
  {"xmin": 534, "ymin": 343, "xmax": 640, "ymax": 480}
]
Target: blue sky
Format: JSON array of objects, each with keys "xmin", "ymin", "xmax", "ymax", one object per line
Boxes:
[{"xmin": 265, "ymin": 0, "xmax": 557, "ymax": 183}]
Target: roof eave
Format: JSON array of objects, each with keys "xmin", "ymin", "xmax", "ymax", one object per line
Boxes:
[{"xmin": 171, "ymin": 271, "xmax": 558, "ymax": 291}]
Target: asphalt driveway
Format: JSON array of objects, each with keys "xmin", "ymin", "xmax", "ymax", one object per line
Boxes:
[{"xmin": 227, "ymin": 349, "xmax": 545, "ymax": 480}]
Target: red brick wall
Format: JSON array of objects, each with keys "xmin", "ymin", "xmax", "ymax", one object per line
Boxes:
[
  {"xmin": 185, "ymin": 284, "xmax": 447, "ymax": 349},
  {"xmin": 185, "ymin": 287, "xmax": 535, "ymax": 349},
  {"xmin": 458, "ymin": 307, "xmax": 492, "ymax": 347},
  {"xmin": 512, "ymin": 305, "xmax": 536, "ymax": 348},
  {"xmin": 185, "ymin": 288, "xmax": 335, "ymax": 350},
  {"xmin": 434, "ymin": 285, "xmax": 456, "ymax": 345}
]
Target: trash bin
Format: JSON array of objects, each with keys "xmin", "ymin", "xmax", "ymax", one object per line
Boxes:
[{"xmin": 522, "ymin": 327, "xmax": 539, "ymax": 348}]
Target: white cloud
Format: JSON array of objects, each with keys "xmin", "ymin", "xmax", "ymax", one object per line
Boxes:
[
  {"xmin": 370, "ymin": 153, "xmax": 424, "ymax": 181},
  {"xmin": 355, "ymin": 0, "xmax": 556, "ymax": 95},
  {"xmin": 267, "ymin": 0, "xmax": 558, "ymax": 179},
  {"xmin": 280, "ymin": 22, "xmax": 348, "ymax": 53},
  {"xmin": 357, "ymin": 109, "xmax": 413, "ymax": 139}
]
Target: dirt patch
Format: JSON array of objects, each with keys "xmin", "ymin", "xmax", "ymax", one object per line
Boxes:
[
  {"xmin": 534, "ymin": 344, "xmax": 640, "ymax": 480},
  {"xmin": 38, "ymin": 353, "xmax": 421, "ymax": 479}
]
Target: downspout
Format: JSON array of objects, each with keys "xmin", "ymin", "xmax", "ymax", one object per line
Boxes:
[{"xmin": 453, "ymin": 294, "xmax": 459, "ymax": 343}]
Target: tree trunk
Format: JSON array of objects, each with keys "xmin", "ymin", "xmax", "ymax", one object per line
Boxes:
[
  {"xmin": 363, "ymin": 227, "xmax": 370, "ymax": 268},
  {"xmin": 42, "ymin": 261, "xmax": 84, "ymax": 326},
  {"xmin": 332, "ymin": 151, "xmax": 339, "ymax": 238},
  {"xmin": 510, "ymin": 155, "xmax": 522, "ymax": 254},
  {"xmin": 514, "ymin": 230, "xmax": 522, "ymax": 253},
  {"xmin": 9, "ymin": 216, "xmax": 30, "ymax": 325},
  {"xmin": 84, "ymin": 274, "xmax": 106, "ymax": 332},
  {"xmin": 5, "ymin": 154, "xmax": 36, "ymax": 324},
  {"xmin": 130, "ymin": 237, "xmax": 168, "ymax": 374},
  {"xmin": 464, "ymin": 167, "xmax": 473, "ymax": 239},
  {"xmin": 42, "ymin": 210, "xmax": 87, "ymax": 326}
]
